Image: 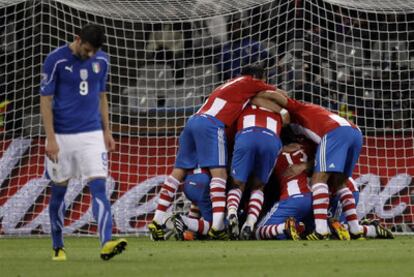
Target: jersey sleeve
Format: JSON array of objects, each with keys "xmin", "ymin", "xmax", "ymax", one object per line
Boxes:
[
  {"xmin": 40, "ymin": 54, "xmax": 58, "ymax": 96},
  {"xmin": 250, "ymin": 78, "xmax": 275, "ymax": 92},
  {"xmin": 286, "ymin": 98, "xmax": 303, "ymax": 112},
  {"xmin": 99, "ymin": 54, "xmax": 110, "ymax": 93}
]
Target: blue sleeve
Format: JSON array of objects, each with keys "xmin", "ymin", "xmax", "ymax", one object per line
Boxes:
[
  {"xmin": 99, "ymin": 53, "xmax": 109, "ymax": 93},
  {"xmin": 40, "ymin": 53, "xmax": 59, "ymax": 96}
]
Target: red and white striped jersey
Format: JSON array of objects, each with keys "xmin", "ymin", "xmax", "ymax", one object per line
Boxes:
[
  {"xmin": 197, "ymin": 76, "xmax": 275, "ymax": 126},
  {"xmin": 274, "ymin": 147, "xmax": 311, "ymax": 200},
  {"xmin": 286, "ymin": 98, "xmax": 359, "ymax": 143},
  {"xmin": 236, "ymin": 104, "xmax": 283, "ymax": 135}
]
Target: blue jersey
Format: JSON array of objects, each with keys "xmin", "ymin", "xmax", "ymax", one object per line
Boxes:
[{"xmin": 40, "ymin": 45, "xmax": 109, "ymax": 134}]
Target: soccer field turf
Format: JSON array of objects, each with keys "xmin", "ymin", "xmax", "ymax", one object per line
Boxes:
[{"xmin": 0, "ymin": 236, "xmax": 412, "ymax": 277}]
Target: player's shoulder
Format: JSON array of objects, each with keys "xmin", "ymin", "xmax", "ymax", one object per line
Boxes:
[
  {"xmin": 95, "ymin": 50, "xmax": 109, "ymax": 63},
  {"xmin": 45, "ymin": 45, "xmax": 71, "ymax": 62}
]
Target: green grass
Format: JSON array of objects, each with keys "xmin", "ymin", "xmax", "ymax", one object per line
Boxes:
[{"xmin": 0, "ymin": 236, "xmax": 413, "ymax": 277}]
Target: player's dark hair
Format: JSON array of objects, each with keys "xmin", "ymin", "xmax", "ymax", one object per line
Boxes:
[
  {"xmin": 280, "ymin": 125, "xmax": 298, "ymax": 145},
  {"xmin": 79, "ymin": 24, "xmax": 105, "ymax": 49},
  {"xmin": 240, "ymin": 64, "xmax": 266, "ymax": 80}
]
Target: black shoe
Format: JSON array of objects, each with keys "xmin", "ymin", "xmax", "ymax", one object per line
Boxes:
[
  {"xmin": 350, "ymin": 231, "xmax": 366, "ymax": 240},
  {"xmin": 172, "ymin": 214, "xmax": 187, "ymax": 241},
  {"xmin": 228, "ymin": 214, "xmax": 239, "ymax": 240},
  {"xmin": 239, "ymin": 225, "xmax": 253, "ymax": 240},
  {"xmin": 208, "ymin": 227, "xmax": 229, "ymax": 240},
  {"xmin": 306, "ymin": 231, "xmax": 329, "ymax": 240},
  {"xmin": 361, "ymin": 219, "xmax": 394, "ymax": 239}
]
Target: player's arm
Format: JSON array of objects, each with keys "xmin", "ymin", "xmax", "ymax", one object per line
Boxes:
[
  {"xmin": 251, "ymin": 96, "xmax": 290, "ymax": 125},
  {"xmin": 257, "ymin": 89, "xmax": 290, "ymax": 107},
  {"xmin": 40, "ymin": 95, "xmax": 59, "ymax": 162},
  {"xmin": 100, "ymin": 92, "xmax": 115, "ymax": 152}
]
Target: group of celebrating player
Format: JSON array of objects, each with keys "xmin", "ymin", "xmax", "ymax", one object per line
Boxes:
[
  {"xmin": 148, "ymin": 64, "xmax": 394, "ymax": 242},
  {"xmin": 40, "ymin": 24, "xmax": 393, "ymax": 262}
]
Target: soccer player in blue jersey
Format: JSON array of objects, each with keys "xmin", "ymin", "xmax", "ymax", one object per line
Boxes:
[{"xmin": 40, "ymin": 24, "xmax": 127, "ymax": 261}]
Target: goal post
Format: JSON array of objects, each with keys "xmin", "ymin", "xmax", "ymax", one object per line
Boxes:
[{"xmin": 0, "ymin": 0, "xmax": 413, "ymax": 236}]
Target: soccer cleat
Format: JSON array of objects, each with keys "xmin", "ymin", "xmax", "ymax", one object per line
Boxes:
[
  {"xmin": 329, "ymin": 218, "xmax": 350, "ymax": 240},
  {"xmin": 148, "ymin": 221, "xmax": 167, "ymax": 241},
  {"xmin": 52, "ymin": 247, "xmax": 67, "ymax": 261},
  {"xmin": 306, "ymin": 231, "xmax": 329, "ymax": 240},
  {"xmin": 284, "ymin": 217, "xmax": 301, "ymax": 241},
  {"xmin": 239, "ymin": 225, "xmax": 253, "ymax": 240},
  {"xmin": 228, "ymin": 214, "xmax": 240, "ymax": 240},
  {"xmin": 361, "ymin": 219, "xmax": 394, "ymax": 239},
  {"xmin": 208, "ymin": 227, "xmax": 229, "ymax": 240},
  {"xmin": 172, "ymin": 214, "xmax": 187, "ymax": 241},
  {"xmin": 100, "ymin": 238, "xmax": 128, "ymax": 261},
  {"xmin": 349, "ymin": 232, "xmax": 366, "ymax": 240}
]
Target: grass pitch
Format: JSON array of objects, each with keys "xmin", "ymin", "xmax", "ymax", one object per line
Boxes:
[{"xmin": 0, "ymin": 236, "xmax": 413, "ymax": 277}]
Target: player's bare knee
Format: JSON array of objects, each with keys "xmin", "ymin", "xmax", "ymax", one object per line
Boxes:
[
  {"xmin": 312, "ymin": 172, "xmax": 330, "ymax": 184},
  {"xmin": 53, "ymin": 180, "xmax": 69, "ymax": 186},
  {"xmin": 209, "ymin": 167, "xmax": 227, "ymax": 180}
]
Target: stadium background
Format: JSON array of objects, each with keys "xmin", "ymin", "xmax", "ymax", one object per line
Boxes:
[{"xmin": 0, "ymin": 0, "xmax": 413, "ymax": 236}]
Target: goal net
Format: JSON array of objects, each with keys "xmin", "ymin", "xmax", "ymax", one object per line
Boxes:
[{"xmin": 0, "ymin": 0, "xmax": 412, "ymax": 236}]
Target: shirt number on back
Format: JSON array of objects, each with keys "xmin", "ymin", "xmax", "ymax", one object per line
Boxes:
[{"xmin": 79, "ymin": 81, "xmax": 88, "ymax": 95}]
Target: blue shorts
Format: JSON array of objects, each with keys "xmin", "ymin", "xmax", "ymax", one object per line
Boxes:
[
  {"xmin": 329, "ymin": 191, "xmax": 359, "ymax": 223},
  {"xmin": 175, "ymin": 114, "xmax": 227, "ymax": 169},
  {"xmin": 257, "ymin": 192, "xmax": 314, "ymax": 239},
  {"xmin": 315, "ymin": 126, "xmax": 363, "ymax": 177},
  {"xmin": 231, "ymin": 127, "xmax": 282, "ymax": 184},
  {"xmin": 183, "ymin": 173, "xmax": 212, "ymax": 222}
]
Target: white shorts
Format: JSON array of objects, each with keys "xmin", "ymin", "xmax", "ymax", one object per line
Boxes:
[{"xmin": 46, "ymin": 130, "xmax": 108, "ymax": 183}]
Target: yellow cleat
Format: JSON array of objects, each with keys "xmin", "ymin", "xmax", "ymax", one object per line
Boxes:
[
  {"xmin": 52, "ymin": 247, "xmax": 67, "ymax": 261},
  {"xmin": 208, "ymin": 227, "xmax": 229, "ymax": 240},
  {"xmin": 100, "ymin": 238, "xmax": 128, "ymax": 261},
  {"xmin": 148, "ymin": 221, "xmax": 167, "ymax": 241},
  {"xmin": 284, "ymin": 217, "xmax": 301, "ymax": 241},
  {"xmin": 329, "ymin": 218, "xmax": 351, "ymax": 240},
  {"xmin": 306, "ymin": 231, "xmax": 330, "ymax": 240}
]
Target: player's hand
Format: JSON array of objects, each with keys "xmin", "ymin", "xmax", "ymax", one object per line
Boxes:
[
  {"xmin": 283, "ymin": 163, "xmax": 307, "ymax": 178},
  {"xmin": 104, "ymin": 130, "xmax": 116, "ymax": 152},
  {"xmin": 46, "ymin": 139, "xmax": 59, "ymax": 163},
  {"xmin": 282, "ymin": 143, "xmax": 302, "ymax": 153}
]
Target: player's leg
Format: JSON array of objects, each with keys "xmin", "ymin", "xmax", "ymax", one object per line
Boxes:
[
  {"xmin": 151, "ymin": 119, "xmax": 198, "ymax": 239},
  {"xmin": 308, "ymin": 128, "xmax": 353, "ymax": 239},
  {"xmin": 334, "ymin": 127, "xmax": 365, "ymax": 239},
  {"xmin": 309, "ymin": 171, "xmax": 331, "ymax": 239},
  {"xmin": 240, "ymin": 180, "xmax": 264, "ymax": 240},
  {"xmin": 361, "ymin": 219, "xmax": 394, "ymax": 239},
  {"xmin": 241, "ymin": 133, "xmax": 281, "ymax": 239},
  {"xmin": 79, "ymin": 131, "xmax": 127, "ymax": 260},
  {"xmin": 45, "ymin": 134, "xmax": 74, "ymax": 261},
  {"xmin": 228, "ymin": 132, "xmax": 254, "ymax": 238},
  {"xmin": 255, "ymin": 194, "xmax": 311, "ymax": 240},
  {"xmin": 207, "ymin": 167, "xmax": 228, "ymax": 239},
  {"xmin": 226, "ymin": 179, "xmax": 244, "ymax": 239},
  {"xmin": 174, "ymin": 172, "xmax": 212, "ymax": 240},
  {"xmin": 152, "ymin": 168, "xmax": 186, "ymax": 225},
  {"xmin": 49, "ymin": 181, "xmax": 68, "ymax": 261}
]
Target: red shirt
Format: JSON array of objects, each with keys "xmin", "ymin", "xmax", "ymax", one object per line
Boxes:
[
  {"xmin": 236, "ymin": 104, "xmax": 283, "ymax": 135},
  {"xmin": 197, "ymin": 76, "xmax": 275, "ymax": 126},
  {"xmin": 274, "ymin": 147, "xmax": 311, "ymax": 200},
  {"xmin": 286, "ymin": 98, "xmax": 358, "ymax": 143}
]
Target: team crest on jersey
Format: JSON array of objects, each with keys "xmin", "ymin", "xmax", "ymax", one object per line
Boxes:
[
  {"xmin": 92, "ymin": 62, "xmax": 100, "ymax": 74},
  {"xmin": 80, "ymin": 69, "xmax": 88, "ymax": 80}
]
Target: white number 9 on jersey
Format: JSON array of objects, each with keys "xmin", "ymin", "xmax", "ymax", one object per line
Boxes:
[{"xmin": 79, "ymin": 80, "xmax": 89, "ymax": 95}]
